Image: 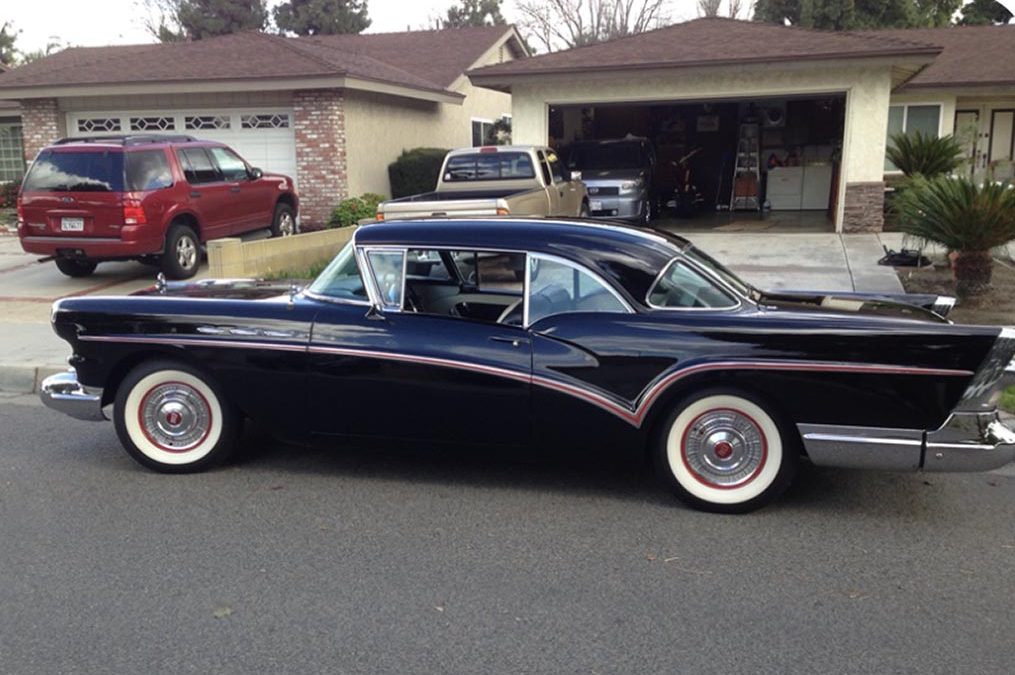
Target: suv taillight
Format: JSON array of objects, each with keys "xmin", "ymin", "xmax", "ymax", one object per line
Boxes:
[
  {"xmin": 123, "ymin": 197, "xmax": 147, "ymax": 226},
  {"xmin": 16, "ymin": 195, "xmax": 25, "ymax": 225}
]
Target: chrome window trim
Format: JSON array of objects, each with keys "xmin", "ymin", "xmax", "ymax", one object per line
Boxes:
[
  {"xmin": 301, "ymin": 288, "xmax": 372, "ymax": 307},
  {"xmin": 646, "ymin": 257, "xmax": 743, "ymax": 312},
  {"xmin": 526, "ymin": 251, "xmax": 635, "ymax": 326}
]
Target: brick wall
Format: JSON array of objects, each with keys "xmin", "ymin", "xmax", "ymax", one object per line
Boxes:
[
  {"xmin": 293, "ymin": 90, "xmax": 348, "ymax": 230},
  {"xmin": 20, "ymin": 98, "xmax": 64, "ymax": 163},
  {"xmin": 841, "ymin": 182, "xmax": 885, "ymax": 233}
]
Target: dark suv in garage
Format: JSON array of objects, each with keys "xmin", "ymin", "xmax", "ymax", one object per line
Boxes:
[{"xmin": 17, "ymin": 134, "xmax": 299, "ymax": 279}]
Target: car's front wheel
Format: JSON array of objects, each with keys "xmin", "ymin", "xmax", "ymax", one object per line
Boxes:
[
  {"xmin": 113, "ymin": 360, "xmax": 238, "ymax": 473},
  {"xmin": 161, "ymin": 224, "xmax": 200, "ymax": 279},
  {"xmin": 655, "ymin": 390, "xmax": 797, "ymax": 513},
  {"xmin": 54, "ymin": 258, "xmax": 97, "ymax": 277},
  {"xmin": 270, "ymin": 203, "xmax": 297, "ymax": 237}
]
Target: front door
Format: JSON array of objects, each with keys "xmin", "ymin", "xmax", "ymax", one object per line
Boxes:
[
  {"xmin": 988, "ymin": 109, "xmax": 1015, "ymax": 181},
  {"xmin": 304, "ymin": 245, "xmax": 532, "ymax": 446}
]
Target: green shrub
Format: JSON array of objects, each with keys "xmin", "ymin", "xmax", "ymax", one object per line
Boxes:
[
  {"xmin": 886, "ymin": 131, "xmax": 963, "ymax": 179},
  {"xmin": 328, "ymin": 193, "xmax": 386, "ymax": 228},
  {"xmin": 0, "ymin": 179, "xmax": 22, "ymax": 209},
  {"xmin": 1002, "ymin": 386, "xmax": 1015, "ymax": 415},
  {"xmin": 387, "ymin": 147, "xmax": 448, "ymax": 199}
]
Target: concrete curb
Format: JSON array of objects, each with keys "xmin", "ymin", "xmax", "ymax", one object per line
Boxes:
[{"xmin": 0, "ymin": 363, "xmax": 68, "ymax": 395}]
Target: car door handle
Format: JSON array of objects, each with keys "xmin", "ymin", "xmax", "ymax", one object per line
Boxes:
[
  {"xmin": 489, "ymin": 336, "xmax": 528, "ymax": 348},
  {"xmin": 230, "ymin": 186, "xmax": 241, "ymax": 193},
  {"xmin": 190, "ymin": 191, "xmax": 201, "ymax": 198}
]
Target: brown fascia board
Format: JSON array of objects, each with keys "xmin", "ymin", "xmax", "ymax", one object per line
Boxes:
[{"xmin": 469, "ymin": 46, "xmax": 942, "ymax": 81}]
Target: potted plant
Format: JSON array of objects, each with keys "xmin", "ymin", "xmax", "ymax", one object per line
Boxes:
[{"xmin": 893, "ymin": 175, "xmax": 1015, "ymax": 297}]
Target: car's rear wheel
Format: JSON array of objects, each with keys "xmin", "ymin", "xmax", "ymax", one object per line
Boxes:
[
  {"xmin": 270, "ymin": 203, "xmax": 297, "ymax": 237},
  {"xmin": 54, "ymin": 258, "xmax": 97, "ymax": 277},
  {"xmin": 114, "ymin": 360, "xmax": 238, "ymax": 473},
  {"xmin": 655, "ymin": 389, "xmax": 797, "ymax": 513},
  {"xmin": 161, "ymin": 224, "xmax": 200, "ymax": 279}
]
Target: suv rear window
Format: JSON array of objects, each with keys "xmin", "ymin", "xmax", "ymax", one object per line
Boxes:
[
  {"xmin": 443, "ymin": 152, "xmax": 536, "ymax": 182},
  {"xmin": 23, "ymin": 149, "xmax": 124, "ymax": 192},
  {"xmin": 126, "ymin": 149, "xmax": 173, "ymax": 191}
]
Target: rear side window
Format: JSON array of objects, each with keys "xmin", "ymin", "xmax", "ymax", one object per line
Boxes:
[
  {"xmin": 648, "ymin": 261, "xmax": 738, "ymax": 309},
  {"xmin": 23, "ymin": 150, "xmax": 124, "ymax": 192},
  {"xmin": 126, "ymin": 150, "xmax": 173, "ymax": 191},
  {"xmin": 443, "ymin": 152, "xmax": 536, "ymax": 182},
  {"xmin": 177, "ymin": 148, "xmax": 222, "ymax": 184}
]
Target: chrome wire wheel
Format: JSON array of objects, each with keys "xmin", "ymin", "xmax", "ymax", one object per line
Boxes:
[
  {"xmin": 176, "ymin": 234, "xmax": 198, "ymax": 271},
  {"xmin": 661, "ymin": 392, "xmax": 791, "ymax": 511}
]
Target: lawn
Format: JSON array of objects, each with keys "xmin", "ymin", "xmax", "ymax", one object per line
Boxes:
[{"xmin": 897, "ymin": 255, "xmax": 1015, "ymax": 413}]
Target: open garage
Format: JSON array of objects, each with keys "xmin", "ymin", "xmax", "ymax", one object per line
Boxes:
[{"xmin": 470, "ymin": 18, "xmax": 941, "ymax": 233}]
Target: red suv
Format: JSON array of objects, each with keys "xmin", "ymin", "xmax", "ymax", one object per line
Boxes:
[{"xmin": 17, "ymin": 134, "xmax": 299, "ymax": 279}]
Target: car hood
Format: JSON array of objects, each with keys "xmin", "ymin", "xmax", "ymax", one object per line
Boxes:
[
  {"xmin": 581, "ymin": 168, "xmax": 645, "ymax": 184},
  {"xmin": 759, "ymin": 289, "xmax": 951, "ymax": 323},
  {"xmin": 132, "ymin": 278, "xmax": 298, "ymax": 301}
]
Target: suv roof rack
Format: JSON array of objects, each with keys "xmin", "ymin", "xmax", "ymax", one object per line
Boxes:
[{"xmin": 53, "ymin": 134, "xmax": 200, "ymax": 146}]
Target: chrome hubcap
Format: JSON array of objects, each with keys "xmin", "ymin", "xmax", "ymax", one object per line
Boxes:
[
  {"xmin": 176, "ymin": 236, "xmax": 197, "ymax": 269},
  {"xmin": 682, "ymin": 409, "xmax": 766, "ymax": 487},
  {"xmin": 279, "ymin": 213, "xmax": 295, "ymax": 236},
  {"xmin": 140, "ymin": 383, "xmax": 210, "ymax": 451}
]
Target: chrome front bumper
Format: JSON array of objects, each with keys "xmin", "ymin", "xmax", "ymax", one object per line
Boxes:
[
  {"xmin": 798, "ymin": 409, "xmax": 1015, "ymax": 473},
  {"xmin": 39, "ymin": 370, "xmax": 107, "ymax": 422}
]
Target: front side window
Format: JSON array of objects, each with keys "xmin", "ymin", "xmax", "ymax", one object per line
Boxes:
[
  {"xmin": 648, "ymin": 260, "xmax": 738, "ymax": 309},
  {"xmin": 307, "ymin": 241, "xmax": 368, "ymax": 301},
  {"xmin": 23, "ymin": 149, "xmax": 124, "ymax": 192},
  {"xmin": 208, "ymin": 147, "xmax": 248, "ymax": 182},
  {"xmin": 366, "ymin": 250, "xmax": 405, "ymax": 309},
  {"xmin": 177, "ymin": 148, "xmax": 222, "ymax": 184},
  {"xmin": 126, "ymin": 149, "xmax": 173, "ymax": 191},
  {"xmin": 528, "ymin": 255, "xmax": 629, "ymax": 324}
]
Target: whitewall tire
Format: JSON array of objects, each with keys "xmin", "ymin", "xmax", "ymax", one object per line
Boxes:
[
  {"xmin": 657, "ymin": 391, "xmax": 796, "ymax": 513},
  {"xmin": 114, "ymin": 361, "xmax": 238, "ymax": 473}
]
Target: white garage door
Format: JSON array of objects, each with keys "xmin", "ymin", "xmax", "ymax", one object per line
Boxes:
[{"xmin": 67, "ymin": 109, "xmax": 298, "ymax": 186}]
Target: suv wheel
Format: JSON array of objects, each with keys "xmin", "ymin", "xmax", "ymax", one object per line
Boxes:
[
  {"xmin": 161, "ymin": 224, "xmax": 200, "ymax": 280},
  {"xmin": 270, "ymin": 203, "xmax": 297, "ymax": 237},
  {"xmin": 54, "ymin": 258, "xmax": 97, "ymax": 278}
]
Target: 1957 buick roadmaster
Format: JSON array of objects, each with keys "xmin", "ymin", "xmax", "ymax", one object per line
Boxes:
[{"xmin": 40, "ymin": 218, "xmax": 1015, "ymax": 512}]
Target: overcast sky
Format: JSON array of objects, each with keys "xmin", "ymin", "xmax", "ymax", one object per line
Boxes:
[
  {"xmin": 6, "ymin": 0, "xmax": 706, "ymax": 53},
  {"xmin": 6, "ymin": 0, "xmax": 1013, "ymax": 54}
]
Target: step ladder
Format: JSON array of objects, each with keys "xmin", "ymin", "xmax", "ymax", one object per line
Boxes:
[{"xmin": 730, "ymin": 122, "xmax": 761, "ymax": 211}]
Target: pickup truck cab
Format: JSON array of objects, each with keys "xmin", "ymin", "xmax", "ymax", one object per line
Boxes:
[{"xmin": 377, "ymin": 146, "xmax": 588, "ymax": 221}]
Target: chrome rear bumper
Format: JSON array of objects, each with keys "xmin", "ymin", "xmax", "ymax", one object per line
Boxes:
[
  {"xmin": 799, "ymin": 410, "xmax": 1015, "ymax": 473},
  {"xmin": 39, "ymin": 370, "xmax": 107, "ymax": 422}
]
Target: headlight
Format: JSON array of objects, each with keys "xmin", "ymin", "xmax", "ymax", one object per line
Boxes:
[{"xmin": 620, "ymin": 180, "xmax": 644, "ymax": 192}]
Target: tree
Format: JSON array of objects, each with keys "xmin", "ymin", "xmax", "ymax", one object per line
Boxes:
[
  {"xmin": 440, "ymin": 0, "xmax": 506, "ymax": 28},
  {"xmin": 0, "ymin": 22, "xmax": 19, "ymax": 66},
  {"xmin": 959, "ymin": 0, "xmax": 1014, "ymax": 25},
  {"xmin": 516, "ymin": 0, "xmax": 668, "ymax": 52},
  {"xmin": 698, "ymin": 0, "xmax": 723, "ymax": 16},
  {"xmin": 18, "ymin": 38, "xmax": 69, "ymax": 64},
  {"xmin": 753, "ymin": 0, "xmax": 962, "ymax": 29},
  {"xmin": 915, "ymin": 0, "xmax": 963, "ymax": 27},
  {"xmin": 274, "ymin": 0, "xmax": 371, "ymax": 36},
  {"xmin": 138, "ymin": 0, "xmax": 187, "ymax": 42},
  {"xmin": 177, "ymin": 0, "xmax": 267, "ymax": 39}
]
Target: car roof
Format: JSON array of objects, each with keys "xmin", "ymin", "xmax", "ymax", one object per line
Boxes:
[
  {"xmin": 356, "ymin": 217, "xmax": 689, "ymax": 304},
  {"xmin": 48, "ymin": 135, "xmax": 226, "ymax": 151}
]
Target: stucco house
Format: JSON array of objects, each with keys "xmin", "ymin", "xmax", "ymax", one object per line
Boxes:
[
  {"xmin": 0, "ymin": 26, "xmax": 525, "ymax": 228},
  {"xmin": 469, "ymin": 18, "xmax": 1015, "ymax": 233}
]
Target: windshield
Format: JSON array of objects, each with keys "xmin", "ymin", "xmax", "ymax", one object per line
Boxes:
[
  {"xmin": 567, "ymin": 142, "xmax": 646, "ymax": 171},
  {"xmin": 307, "ymin": 241, "xmax": 368, "ymax": 301},
  {"xmin": 681, "ymin": 246, "xmax": 755, "ymax": 299},
  {"xmin": 23, "ymin": 149, "xmax": 125, "ymax": 192}
]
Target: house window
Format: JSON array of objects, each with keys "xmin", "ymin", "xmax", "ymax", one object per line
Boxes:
[
  {"xmin": 886, "ymin": 104, "xmax": 942, "ymax": 170},
  {"xmin": 471, "ymin": 119, "xmax": 494, "ymax": 146},
  {"xmin": 0, "ymin": 122, "xmax": 26, "ymax": 182}
]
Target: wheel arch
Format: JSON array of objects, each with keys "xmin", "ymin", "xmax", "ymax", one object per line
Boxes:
[
  {"xmin": 168, "ymin": 211, "xmax": 202, "ymax": 241},
  {"xmin": 275, "ymin": 192, "xmax": 297, "ymax": 214},
  {"xmin": 100, "ymin": 348, "xmax": 217, "ymax": 408}
]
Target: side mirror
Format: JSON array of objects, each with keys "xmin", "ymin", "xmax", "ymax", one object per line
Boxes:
[
  {"xmin": 570, "ymin": 170, "xmax": 582, "ymax": 181},
  {"xmin": 248, "ymin": 167, "xmax": 263, "ymax": 180}
]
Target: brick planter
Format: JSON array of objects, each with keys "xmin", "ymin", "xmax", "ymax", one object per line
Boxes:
[{"xmin": 842, "ymin": 181, "xmax": 885, "ymax": 233}]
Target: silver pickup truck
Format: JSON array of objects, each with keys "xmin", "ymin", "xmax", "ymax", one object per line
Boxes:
[{"xmin": 377, "ymin": 146, "xmax": 589, "ymax": 221}]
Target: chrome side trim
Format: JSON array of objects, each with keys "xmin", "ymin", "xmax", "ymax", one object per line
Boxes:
[
  {"xmin": 797, "ymin": 424, "xmax": 923, "ymax": 471},
  {"xmin": 39, "ymin": 370, "xmax": 106, "ymax": 422},
  {"xmin": 924, "ymin": 411, "xmax": 1015, "ymax": 472}
]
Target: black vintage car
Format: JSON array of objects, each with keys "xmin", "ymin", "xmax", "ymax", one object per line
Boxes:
[{"xmin": 41, "ymin": 218, "xmax": 1015, "ymax": 512}]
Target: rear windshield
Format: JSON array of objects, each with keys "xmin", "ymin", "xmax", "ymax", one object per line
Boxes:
[
  {"xmin": 126, "ymin": 149, "xmax": 173, "ymax": 191},
  {"xmin": 443, "ymin": 152, "xmax": 536, "ymax": 182},
  {"xmin": 23, "ymin": 149, "xmax": 124, "ymax": 192}
]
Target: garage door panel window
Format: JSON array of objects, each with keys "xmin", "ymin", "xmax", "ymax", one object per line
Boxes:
[
  {"xmin": 886, "ymin": 104, "xmax": 942, "ymax": 171},
  {"xmin": 185, "ymin": 115, "xmax": 231, "ymax": 131},
  {"xmin": 241, "ymin": 114, "xmax": 290, "ymax": 129},
  {"xmin": 208, "ymin": 147, "xmax": 249, "ymax": 182},
  {"xmin": 130, "ymin": 116, "xmax": 175, "ymax": 132},
  {"xmin": 178, "ymin": 148, "xmax": 223, "ymax": 184},
  {"xmin": 77, "ymin": 117, "xmax": 121, "ymax": 133}
]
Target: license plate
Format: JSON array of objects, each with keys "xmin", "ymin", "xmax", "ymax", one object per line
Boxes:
[
  {"xmin": 589, "ymin": 200, "xmax": 602, "ymax": 211},
  {"xmin": 61, "ymin": 218, "xmax": 84, "ymax": 232}
]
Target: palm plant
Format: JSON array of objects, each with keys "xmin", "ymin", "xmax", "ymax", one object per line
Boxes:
[
  {"xmin": 886, "ymin": 131, "xmax": 964, "ymax": 178},
  {"xmin": 894, "ymin": 175, "xmax": 1015, "ymax": 296}
]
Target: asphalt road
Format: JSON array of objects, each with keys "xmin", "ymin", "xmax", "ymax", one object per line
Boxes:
[{"xmin": 2, "ymin": 396, "xmax": 1014, "ymax": 675}]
